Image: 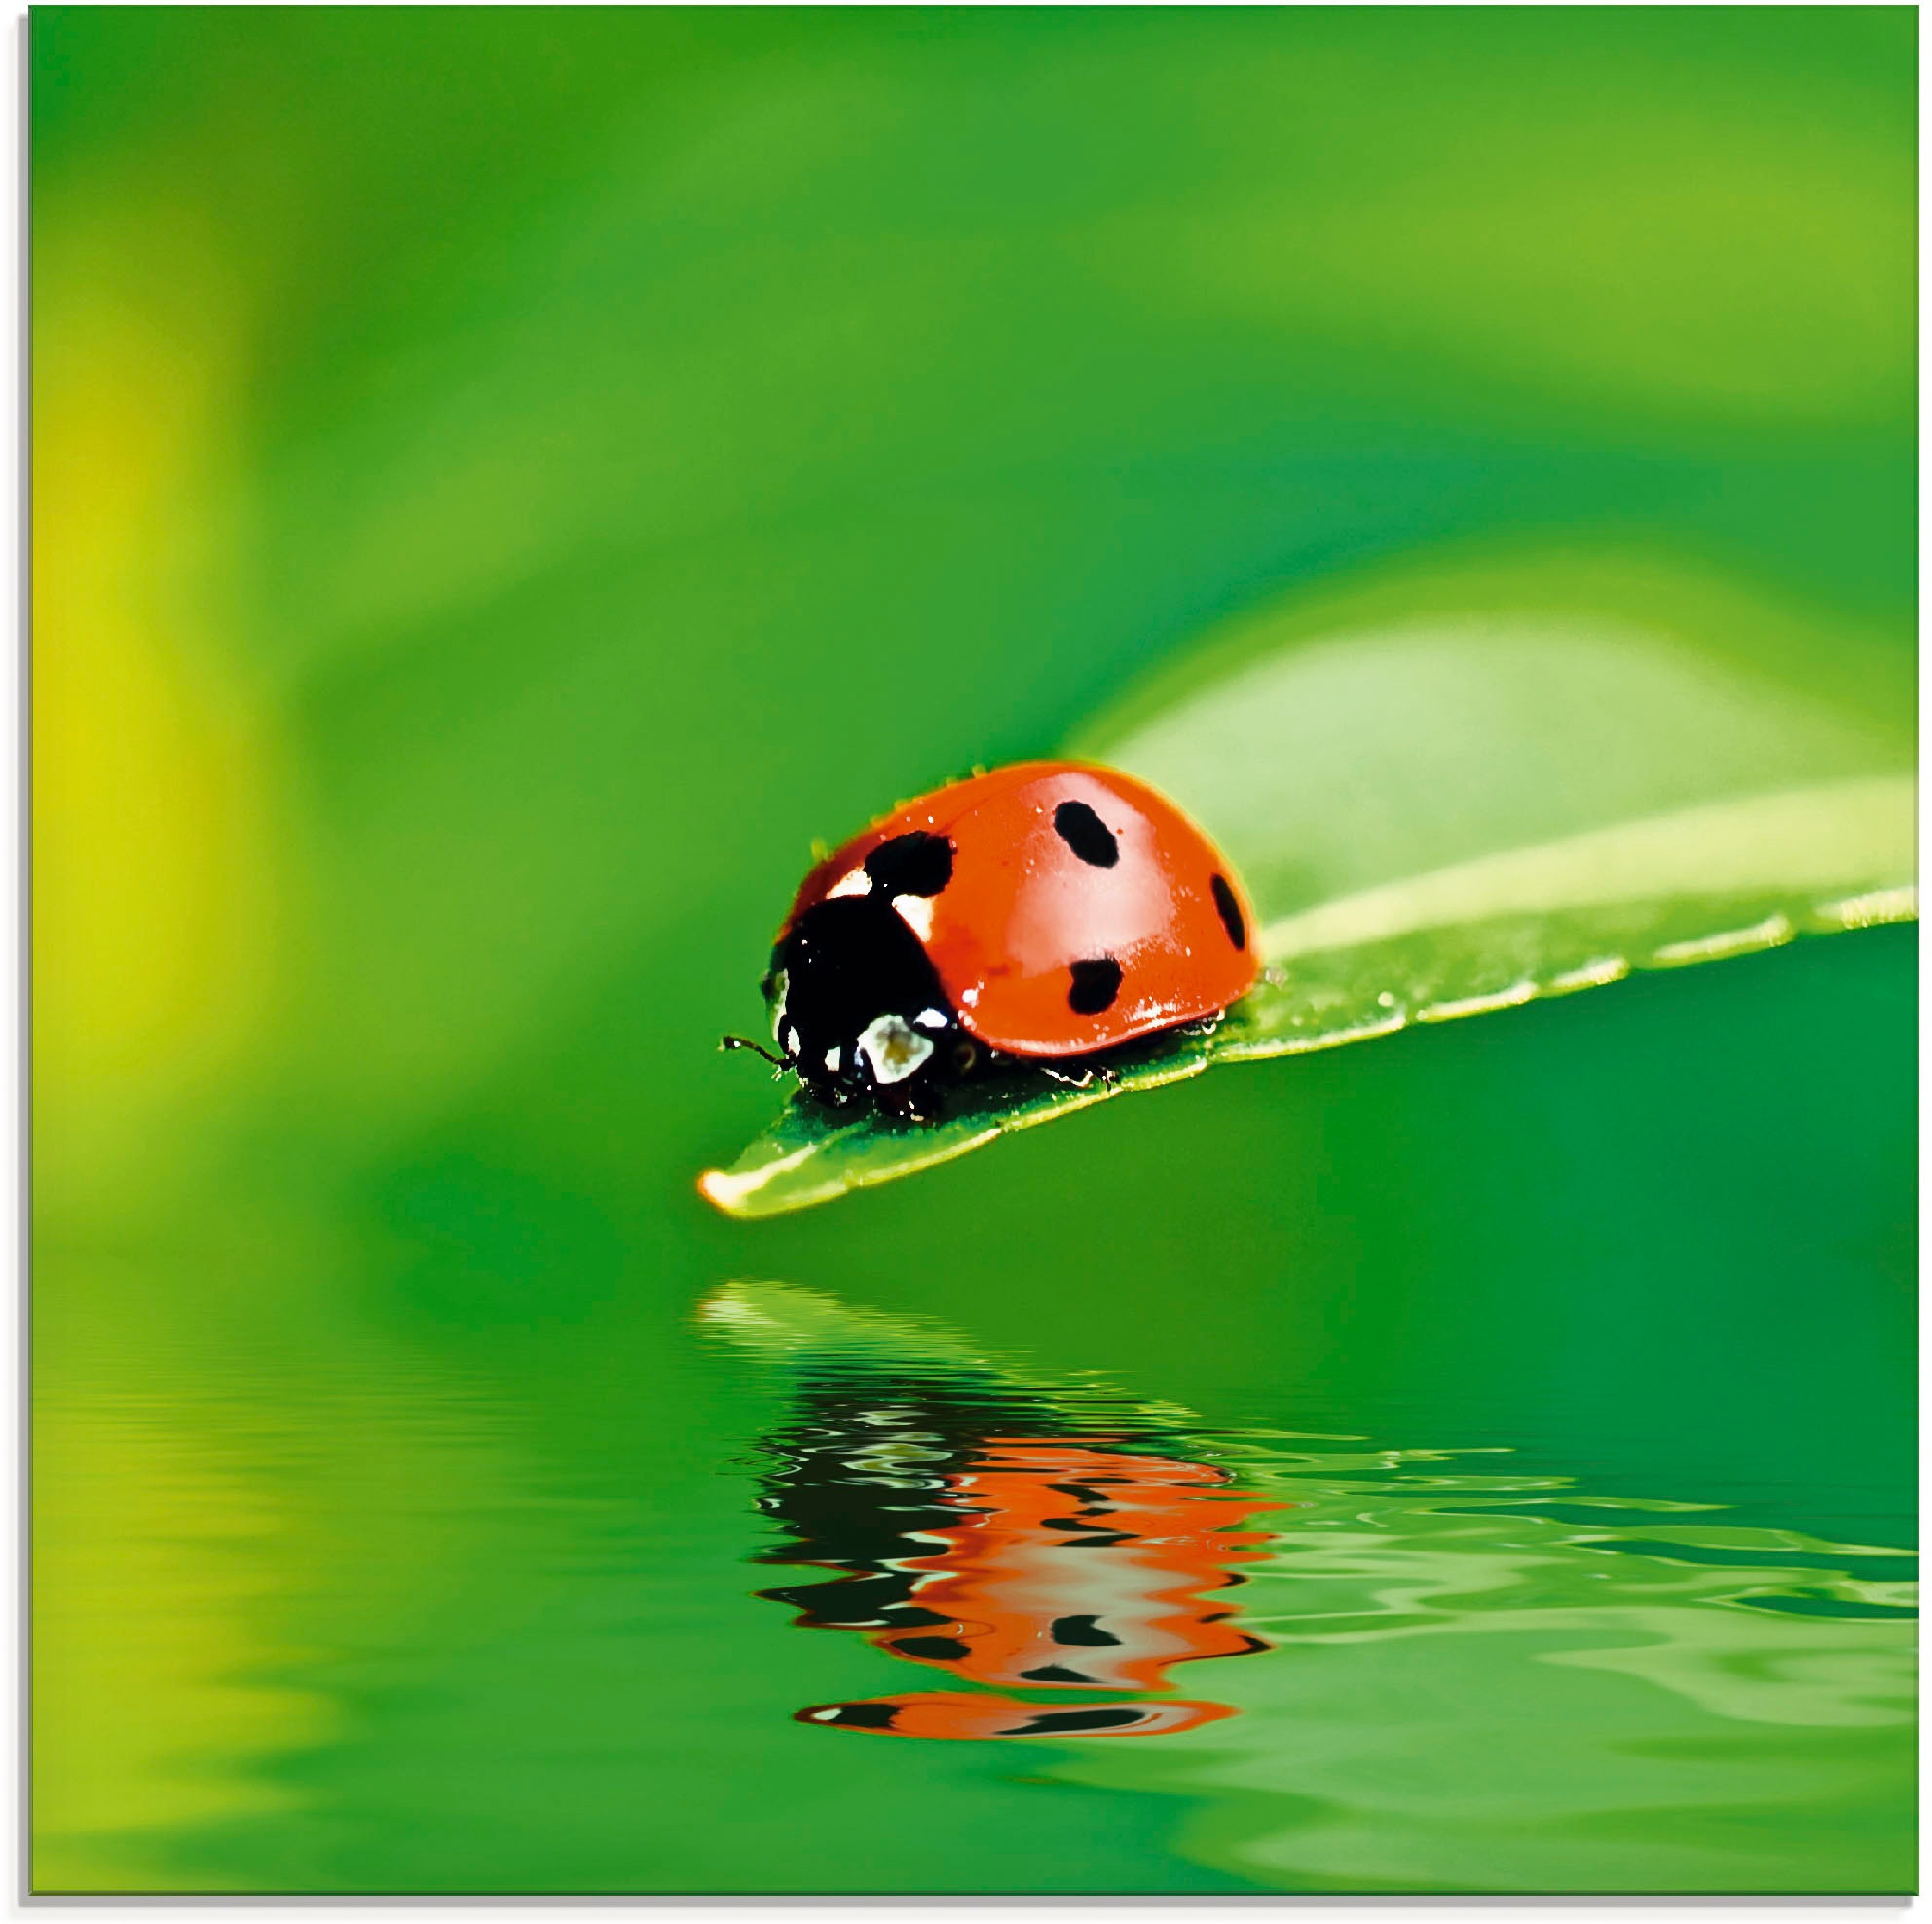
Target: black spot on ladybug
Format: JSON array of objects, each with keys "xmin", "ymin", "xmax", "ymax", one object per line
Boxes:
[
  {"xmin": 1053, "ymin": 1528, "xmax": 1136, "ymax": 1549},
  {"xmin": 998, "ymin": 1706, "xmax": 1148, "ymax": 1736},
  {"xmin": 1020, "ymin": 1662, "xmax": 1096, "ymax": 1684},
  {"xmin": 864, "ymin": 831, "xmax": 954, "ymax": 898},
  {"xmin": 891, "ymin": 1634, "xmax": 971, "ymax": 1662},
  {"xmin": 1051, "ymin": 1613, "xmax": 1121, "ymax": 1647},
  {"xmin": 1067, "ymin": 957, "xmax": 1122, "ymax": 1015},
  {"xmin": 1047, "ymin": 1482, "xmax": 1107, "ymax": 1505},
  {"xmin": 1210, "ymin": 873, "xmax": 1246, "ymax": 951},
  {"xmin": 1052, "ymin": 799, "xmax": 1119, "ymax": 868}
]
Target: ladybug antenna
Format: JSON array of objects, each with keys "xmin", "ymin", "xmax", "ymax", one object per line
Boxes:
[{"xmin": 720, "ymin": 1033, "xmax": 787, "ymax": 1069}]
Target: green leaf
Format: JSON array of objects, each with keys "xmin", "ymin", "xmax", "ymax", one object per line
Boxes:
[{"xmin": 700, "ymin": 548, "xmax": 1914, "ymax": 1219}]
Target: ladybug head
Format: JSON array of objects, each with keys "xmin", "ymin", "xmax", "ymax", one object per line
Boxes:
[{"xmin": 762, "ymin": 841, "xmax": 980, "ymax": 1121}]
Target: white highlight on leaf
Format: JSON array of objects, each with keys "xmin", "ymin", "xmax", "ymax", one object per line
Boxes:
[
  {"xmin": 1652, "ymin": 914, "xmax": 1793, "ymax": 967},
  {"xmin": 1418, "ymin": 979, "xmax": 1539, "ymax": 1022},
  {"xmin": 1258, "ymin": 775, "xmax": 1913, "ymax": 963},
  {"xmin": 1547, "ymin": 956, "xmax": 1631, "ymax": 994},
  {"xmin": 858, "ymin": 1013, "xmax": 935, "ymax": 1085},
  {"xmin": 1821, "ymin": 884, "xmax": 1917, "ymax": 930}
]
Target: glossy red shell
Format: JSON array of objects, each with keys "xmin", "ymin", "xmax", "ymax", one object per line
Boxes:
[{"xmin": 779, "ymin": 760, "xmax": 1258, "ymax": 1058}]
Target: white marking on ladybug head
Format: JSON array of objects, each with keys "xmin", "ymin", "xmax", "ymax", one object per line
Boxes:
[
  {"xmin": 769, "ymin": 968, "xmax": 790, "ymax": 1041},
  {"xmin": 893, "ymin": 894, "xmax": 935, "ymax": 941},
  {"xmin": 825, "ymin": 869, "xmax": 870, "ymax": 901},
  {"xmin": 857, "ymin": 1012, "xmax": 934, "ymax": 1086},
  {"xmin": 912, "ymin": 1008, "xmax": 947, "ymax": 1032},
  {"xmin": 824, "ymin": 1046, "xmax": 842, "ymax": 1073},
  {"xmin": 782, "ymin": 1023, "xmax": 800, "ymax": 1058}
]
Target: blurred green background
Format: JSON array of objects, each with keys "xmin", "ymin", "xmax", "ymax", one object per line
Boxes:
[{"xmin": 33, "ymin": 6, "xmax": 1914, "ymax": 1894}]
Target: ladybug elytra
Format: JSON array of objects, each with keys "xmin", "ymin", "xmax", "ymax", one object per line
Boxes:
[{"xmin": 730, "ymin": 761, "xmax": 1259, "ymax": 1122}]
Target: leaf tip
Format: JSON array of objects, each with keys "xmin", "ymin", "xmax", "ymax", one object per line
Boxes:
[
  {"xmin": 696, "ymin": 1165, "xmax": 762, "ymax": 1216},
  {"xmin": 699, "ymin": 1132, "xmax": 835, "ymax": 1217}
]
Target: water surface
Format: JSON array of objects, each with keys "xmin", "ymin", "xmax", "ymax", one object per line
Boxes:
[{"xmin": 36, "ymin": 938, "xmax": 1916, "ymax": 1893}]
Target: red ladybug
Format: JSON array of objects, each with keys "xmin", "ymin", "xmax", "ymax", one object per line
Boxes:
[{"xmin": 731, "ymin": 760, "xmax": 1258, "ymax": 1121}]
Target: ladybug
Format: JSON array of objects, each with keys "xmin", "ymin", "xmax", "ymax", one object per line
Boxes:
[{"xmin": 726, "ymin": 760, "xmax": 1258, "ymax": 1122}]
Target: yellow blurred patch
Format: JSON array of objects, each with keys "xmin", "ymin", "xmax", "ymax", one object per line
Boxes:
[
  {"xmin": 32, "ymin": 1380, "xmax": 336, "ymax": 1893},
  {"xmin": 33, "ymin": 208, "xmax": 280, "ymax": 1198}
]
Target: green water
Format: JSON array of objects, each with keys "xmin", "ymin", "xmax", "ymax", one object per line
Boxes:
[{"xmin": 32, "ymin": 7, "xmax": 1914, "ymax": 1895}]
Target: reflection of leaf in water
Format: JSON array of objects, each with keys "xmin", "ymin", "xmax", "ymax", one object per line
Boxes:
[{"xmin": 701, "ymin": 550, "xmax": 1915, "ymax": 1218}]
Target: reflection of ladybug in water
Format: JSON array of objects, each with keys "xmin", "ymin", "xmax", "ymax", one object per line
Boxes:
[
  {"xmin": 874, "ymin": 1439, "xmax": 1272, "ymax": 1690},
  {"xmin": 753, "ymin": 1390, "xmax": 1282, "ymax": 1738},
  {"xmin": 805, "ymin": 1690, "xmax": 1227, "ymax": 1742},
  {"xmin": 771, "ymin": 1428, "xmax": 1280, "ymax": 1741},
  {"xmin": 729, "ymin": 762, "xmax": 1259, "ymax": 1121}
]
